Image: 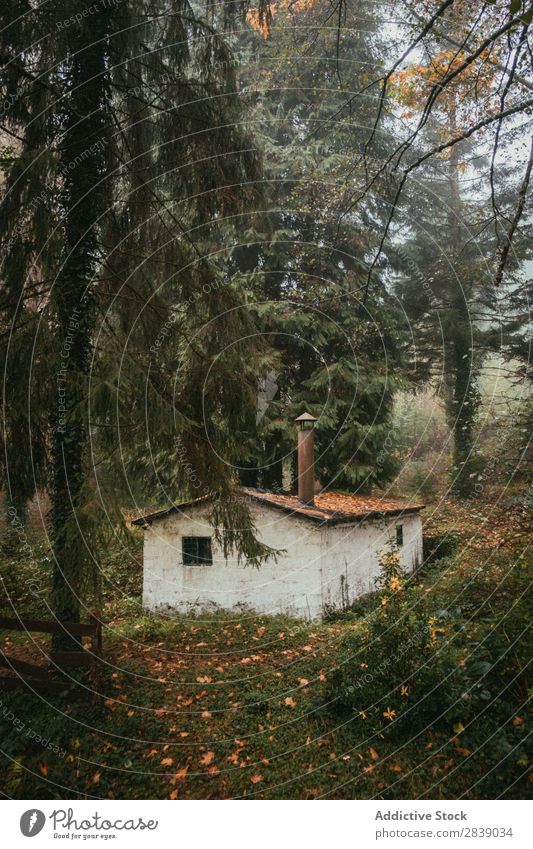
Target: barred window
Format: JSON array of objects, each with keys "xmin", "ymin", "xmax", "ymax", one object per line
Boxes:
[
  {"xmin": 182, "ymin": 536, "xmax": 212, "ymax": 565},
  {"xmin": 396, "ymin": 525, "xmax": 404, "ymax": 547}
]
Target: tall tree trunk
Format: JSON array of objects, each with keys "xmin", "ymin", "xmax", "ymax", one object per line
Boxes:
[
  {"xmin": 445, "ymin": 117, "xmax": 481, "ymax": 497},
  {"xmin": 50, "ymin": 5, "xmax": 111, "ymax": 638}
]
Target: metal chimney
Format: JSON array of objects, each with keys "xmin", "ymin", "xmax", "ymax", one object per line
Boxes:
[{"xmin": 294, "ymin": 411, "xmax": 317, "ymax": 505}]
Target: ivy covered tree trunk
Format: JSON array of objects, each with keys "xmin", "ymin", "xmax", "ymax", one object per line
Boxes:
[
  {"xmin": 50, "ymin": 5, "xmax": 112, "ymax": 633},
  {"xmin": 1, "ymin": 0, "xmax": 276, "ymax": 606}
]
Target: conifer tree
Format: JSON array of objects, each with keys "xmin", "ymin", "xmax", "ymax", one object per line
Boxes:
[
  {"xmin": 0, "ymin": 0, "xmax": 274, "ymax": 623},
  {"xmin": 232, "ymin": 0, "xmax": 404, "ymax": 492},
  {"xmin": 388, "ymin": 10, "xmax": 532, "ymax": 495},
  {"xmin": 49, "ymin": 3, "xmax": 113, "ymax": 626}
]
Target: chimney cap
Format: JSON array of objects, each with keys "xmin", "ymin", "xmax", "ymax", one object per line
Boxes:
[{"xmin": 294, "ymin": 411, "xmax": 318, "ymax": 425}]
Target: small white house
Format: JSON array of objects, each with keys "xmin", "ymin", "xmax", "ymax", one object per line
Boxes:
[{"xmin": 133, "ymin": 414, "xmax": 424, "ymax": 620}]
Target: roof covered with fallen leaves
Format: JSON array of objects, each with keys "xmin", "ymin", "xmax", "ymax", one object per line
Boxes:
[{"xmin": 132, "ymin": 488, "xmax": 423, "ymax": 527}]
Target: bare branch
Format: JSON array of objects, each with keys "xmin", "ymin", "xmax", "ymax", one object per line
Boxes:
[
  {"xmin": 409, "ymin": 5, "xmax": 533, "ymax": 94},
  {"xmin": 489, "ymin": 22, "xmax": 530, "ymax": 239},
  {"xmin": 306, "ymin": 0, "xmax": 457, "ymax": 144},
  {"xmin": 363, "ymin": 0, "xmax": 457, "ymax": 156},
  {"xmin": 495, "ymin": 134, "xmax": 533, "ymax": 286},
  {"xmin": 394, "ymin": 12, "xmax": 522, "ymax": 174},
  {"xmin": 363, "ymin": 96, "xmax": 533, "ymax": 301}
]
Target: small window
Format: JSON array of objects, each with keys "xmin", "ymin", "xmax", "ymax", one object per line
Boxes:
[
  {"xmin": 182, "ymin": 536, "xmax": 212, "ymax": 565},
  {"xmin": 396, "ymin": 525, "xmax": 404, "ymax": 547}
]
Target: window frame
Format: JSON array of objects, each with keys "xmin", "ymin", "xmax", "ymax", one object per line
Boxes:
[
  {"xmin": 181, "ymin": 535, "xmax": 213, "ymax": 565},
  {"xmin": 396, "ymin": 524, "xmax": 404, "ymax": 547}
]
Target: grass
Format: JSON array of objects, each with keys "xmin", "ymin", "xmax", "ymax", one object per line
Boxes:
[{"xmin": 0, "ymin": 492, "xmax": 531, "ymax": 800}]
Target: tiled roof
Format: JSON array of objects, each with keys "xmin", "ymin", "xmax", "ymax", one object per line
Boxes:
[
  {"xmin": 132, "ymin": 488, "xmax": 423, "ymax": 527},
  {"xmin": 241, "ymin": 488, "xmax": 423, "ymax": 523}
]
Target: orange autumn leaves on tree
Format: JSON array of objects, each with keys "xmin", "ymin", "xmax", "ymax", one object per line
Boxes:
[
  {"xmin": 390, "ymin": 48, "xmax": 501, "ymax": 156},
  {"xmin": 247, "ymin": 0, "xmax": 320, "ymax": 37}
]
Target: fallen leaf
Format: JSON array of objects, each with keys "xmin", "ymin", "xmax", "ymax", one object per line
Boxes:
[
  {"xmin": 172, "ymin": 766, "xmax": 189, "ymax": 782},
  {"xmin": 200, "ymin": 751, "xmax": 215, "ymax": 766},
  {"xmin": 250, "ymin": 774, "xmax": 263, "ymax": 784},
  {"xmin": 284, "ymin": 696, "xmax": 297, "ymax": 708},
  {"xmin": 369, "ymin": 747, "xmax": 379, "ymax": 761},
  {"xmin": 160, "ymin": 757, "xmax": 174, "ymax": 766}
]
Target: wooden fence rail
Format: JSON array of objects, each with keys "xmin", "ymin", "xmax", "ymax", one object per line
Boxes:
[
  {"xmin": 0, "ymin": 611, "xmax": 103, "ymax": 694},
  {"xmin": 0, "ymin": 616, "xmax": 97, "ymax": 636}
]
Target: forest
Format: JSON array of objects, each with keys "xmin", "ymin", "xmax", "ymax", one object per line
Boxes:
[{"xmin": 0, "ymin": 0, "xmax": 531, "ymax": 801}]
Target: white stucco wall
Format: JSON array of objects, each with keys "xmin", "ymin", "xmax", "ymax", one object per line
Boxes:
[
  {"xmin": 141, "ymin": 503, "xmax": 423, "ymax": 620},
  {"xmin": 142, "ymin": 503, "xmax": 323, "ymax": 619},
  {"xmin": 319, "ymin": 512, "xmax": 423, "ymax": 614}
]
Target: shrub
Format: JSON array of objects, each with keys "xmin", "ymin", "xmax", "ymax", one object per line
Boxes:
[
  {"xmin": 0, "ymin": 534, "xmax": 52, "ymax": 617},
  {"xmin": 327, "ymin": 547, "xmax": 464, "ymax": 739}
]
